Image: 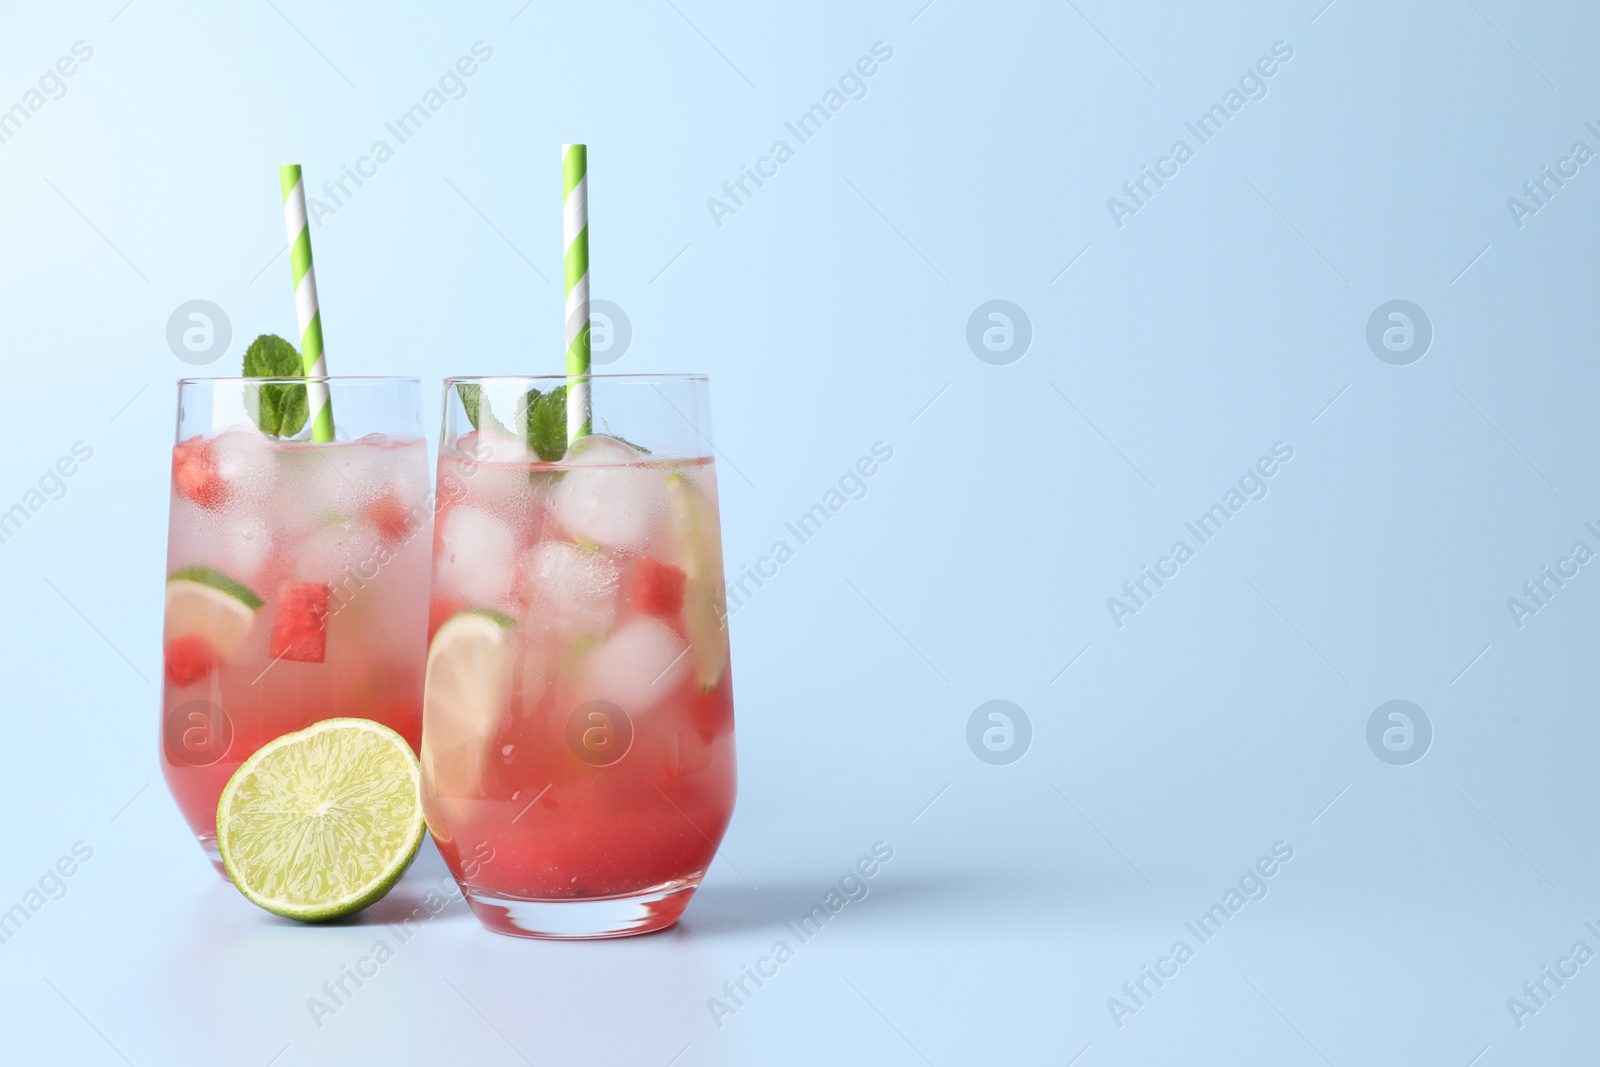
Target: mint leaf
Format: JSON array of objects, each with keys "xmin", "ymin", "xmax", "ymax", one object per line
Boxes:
[
  {"xmin": 512, "ymin": 386, "xmax": 539, "ymax": 438},
  {"xmin": 457, "ymin": 383, "xmax": 487, "ymax": 430},
  {"xmin": 527, "ymin": 385, "xmax": 568, "ymax": 461},
  {"xmin": 243, "ymin": 333, "xmax": 300, "ymax": 377},
  {"xmin": 457, "ymin": 383, "xmax": 510, "ymax": 436},
  {"xmin": 243, "ymin": 334, "xmax": 308, "ymax": 438},
  {"xmin": 267, "ymin": 383, "xmax": 309, "ymax": 439},
  {"xmin": 607, "ymin": 433, "xmax": 651, "ymax": 454}
]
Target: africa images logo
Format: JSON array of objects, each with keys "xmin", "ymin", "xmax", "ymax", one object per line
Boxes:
[
  {"xmin": 1365, "ymin": 700, "xmax": 1431, "ymax": 766},
  {"xmin": 1365, "ymin": 300, "xmax": 1431, "ymax": 366},
  {"xmin": 966, "ymin": 301, "xmax": 1032, "ymax": 365}
]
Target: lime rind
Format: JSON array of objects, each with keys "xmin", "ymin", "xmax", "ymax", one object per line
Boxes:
[
  {"xmin": 164, "ymin": 571, "xmax": 261, "ymax": 659},
  {"xmin": 665, "ymin": 473, "xmax": 730, "ymax": 691},
  {"xmin": 216, "ymin": 718, "xmax": 425, "ymax": 922},
  {"xmin": 451, "ymin": 606, "xmax": 516, "ymax": 629},
  {"xmin": 168, "ymin": 565, "xmax": 263, "ymax": 610},
  {"xmin": 422, "ymin": 610, "xmax": 515, "ymax": 801}
]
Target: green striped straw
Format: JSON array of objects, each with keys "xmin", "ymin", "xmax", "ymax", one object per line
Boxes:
[
  {"xmin": 279, "ymin": 164, "xmax": 334, "ymax": 442},
  {"xmin": 562, "ymin": 143, "xmax": 591, "ymax": 442}
]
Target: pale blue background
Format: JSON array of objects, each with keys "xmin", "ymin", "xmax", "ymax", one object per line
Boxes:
[{"xmin": 1, "ymin": 0, "xmax": 1596, "ymax": 1063}]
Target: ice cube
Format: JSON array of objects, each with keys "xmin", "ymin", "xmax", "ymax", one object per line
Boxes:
[
  {"xmin": 208, "ymin": 425, "xmax": 278, "ymax": 497},
  {"xmin": 292, "ymin": 519, "xmax": 381, "ymax": 586},
  {"xmin": 436, "ymin": 505, "xmax": 517, "ymax": 609},
  {"xmin": 443, "ymin": 431, "xmax": 539, "ymax": 516},
  {"xmin": 338, "ymin": 435, "xmax": 430, "ymax": 510},
  {"xmin": 575, "ymin": 617, "xmax": 689, "ymax": 714},
  {"xmin": 518, "ymin": 541, "xmax": 619, "ymax": 642},
  {"xmin": 274, "ymin": 445, "xmax": 351, "ymax": 524},
  {"xmin": 388, "ymin": 454, "xmax": 431, "ymax": 516},
  {"xmin": 168, "ymin": 497, "xmax": 273, "ymax": 583},
  {"xmin": 457, "ymin": 430, "xmax": 531, "ymax": 465},
  {"xmin": 305, "ymin": 436, "xmax": 394, "ymax": 518},
  {"xmin": 216, "ymin": 515, "xmax": 273, "ymax": 583},
  {"xmin": 548, "ymin": 435, "xmax": 667, "ymax": 552}
]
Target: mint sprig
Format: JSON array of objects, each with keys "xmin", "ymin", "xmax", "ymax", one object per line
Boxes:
[
  {"xmin": 457, "ymin": 383, "xmax": 511, "ymax": 436},
  {"xmin": 243, "ymin": 334, "xmax": 309, "ymax": 438},
  {"xmin": 516, "ymin": 385, "xmax": 569, "ymax": 461}
]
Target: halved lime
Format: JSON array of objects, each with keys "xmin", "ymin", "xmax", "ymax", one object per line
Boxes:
[
  {"xmin": 216, "ymin": 718, "xmax": 424, "ymax": 921},
  {"xmin": 665, "ymin": 473, "xmax": 729, "ymax": 691},
  {"xmin": 421, "ymin": 609, "xmax": 514, "ymax": 799},
  {"xmin": 165, "ymin": 566, "xmax": 261, "ymax": 657}
]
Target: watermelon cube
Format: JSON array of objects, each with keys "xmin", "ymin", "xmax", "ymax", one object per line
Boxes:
[
  {"xmin": 173, "ymin": 436, "xmax": 228, "ymax": 510},
  {"xmin": 367, "ymin": 490, "xmax": 415, "ymax": 545},
  {"xmin": 271, "ymin": 581, "xmax": 331, "ymax": 663},
  {"xmin": 630, "ymin": 557, "xmax": 687, "ymax": 618},
  {"xmin": 164, "ymin": 634, "xmax": 221, "ymax": 686}
]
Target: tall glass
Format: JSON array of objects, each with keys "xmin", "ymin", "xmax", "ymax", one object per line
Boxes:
[
  {"xmin": 423, "ymin": 375, "xmax": 737, "ymax": 938},
  {"xmin": 162, "ymin": 377, "xmax": 432, "ymax": 874}
]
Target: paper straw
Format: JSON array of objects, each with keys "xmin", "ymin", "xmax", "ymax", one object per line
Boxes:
[
  {"xmin": 562, "ymin": 143, "xmax": 591, "ymax": 442},
  {"xmin": 279, "ymin": 164, "xmax": 334, "ymax": 442}
]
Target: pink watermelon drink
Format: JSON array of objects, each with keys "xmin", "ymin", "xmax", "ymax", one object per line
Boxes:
[
  {"xmin": 422, "ymin": 376, "xmax": 737, "ymax": 938},
  {"xmin": 162, "ymin": 374, "xmax": 432, "ymax": 873}
]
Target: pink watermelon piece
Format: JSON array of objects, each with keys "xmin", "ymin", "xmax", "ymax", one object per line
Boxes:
[
  {"xmin": 270, "ymin": 581, "xmax": 330, "ymax": 663},
  {"xmin": 172, "ymin": 436, "xmax": 229, "ymax": 510},
  {"xmin": 164, "ymin": 634, "xmax": 221, "ymax": 686},
  {"xmin": 367, "ymin": 490, "xmax": 414, "ymax": 545},
  {"xmin": 631, "ymin": 557, "xmax": 687, "ymax": 618}
]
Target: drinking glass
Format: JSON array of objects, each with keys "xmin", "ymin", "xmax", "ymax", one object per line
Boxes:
[
  {"xmin": 162, "ymin": 377, "xmax": 432, "ymax": 874},
  {"xmin": 422, "ymin": 375, "xmax": 737, "ymax": 938}
]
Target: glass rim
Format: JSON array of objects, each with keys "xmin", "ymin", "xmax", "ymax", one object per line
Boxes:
[
  {"xmin": 177, "ymin": 375, "xmax": 422, "ymax": 386},
  {"xmin": 444, "ymin": 373, "xmax": 708, "ymax": 385}
]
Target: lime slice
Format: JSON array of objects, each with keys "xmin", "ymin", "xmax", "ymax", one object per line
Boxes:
[
  {"xmin": 421, "ymin": 609, "xmax": 514, "ymax": 799},
  {"xmin": 665, "ymin": 472, "xmax": 729, "ymax": 691},
  {"xmin": 216, "ymin": 718, "xmax": 424, "ymax": 921},
  {"xmin": 165, "ymin": 566, "xmax": 261, "ymax": 658}
]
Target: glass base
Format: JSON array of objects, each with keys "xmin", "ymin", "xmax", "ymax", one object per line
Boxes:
[
  {"xmin": 197, "ymin": 833, "xmax": 231, "ymax": 881},
  {"xmin": 462, "ymin": 879, "xmax": 700, "ymax": 939}
]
